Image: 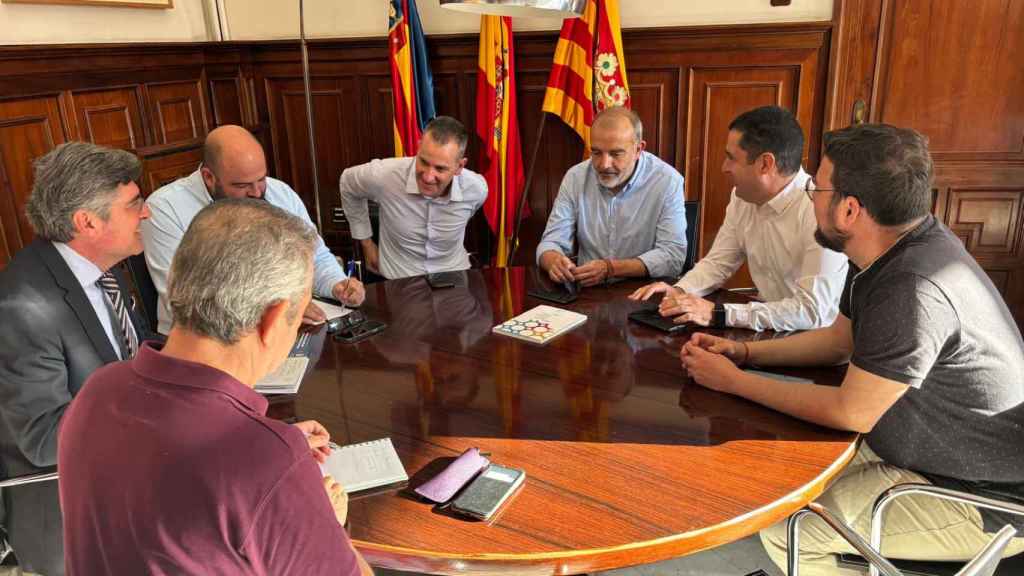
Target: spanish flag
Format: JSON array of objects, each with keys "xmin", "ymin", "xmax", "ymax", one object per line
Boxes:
[
  {"xmin": 388, "ymin": 0, "xmax": 436, "ymax": 157},
  {"xmin": 476, "ymin": 15, "xmax": 527, "ymax": 267},
  {"xmin": 542, "ymin": 0, "xmax": 630, "ymax": 154}
]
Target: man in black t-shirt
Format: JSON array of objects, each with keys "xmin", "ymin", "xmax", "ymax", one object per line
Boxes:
[{"xmin": 680, "ymin": 124, "xmax": 1024, "ymax": 574}]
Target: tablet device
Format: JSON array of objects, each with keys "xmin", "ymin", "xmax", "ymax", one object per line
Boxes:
[
  {"xmin": 628, "ymin": 307, "xmax": 690, "ymax": 334},
  {"xmin": 528, "ymin": 281, "xmax": 579, "ymax": 304}
]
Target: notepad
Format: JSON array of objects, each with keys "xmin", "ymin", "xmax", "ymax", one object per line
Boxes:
[
  {"xmin": 254, "ymin": 356, "xmax": 309, "ymax": 394},
  {"xmin": 492, "ymin": 304, "xmax": 588, "ymax": 344},
  {"xmin": 319, "ymin": 438, "xmax": 408, "ymax": 493},
  {"xmin": 313, "ymin": 298, "xmax": 353, "ymax": 323}
]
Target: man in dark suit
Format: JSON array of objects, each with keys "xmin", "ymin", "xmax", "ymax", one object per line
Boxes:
[{"xmin": 0, "ymin": 141, "xmax": 152, "ymax": 575}]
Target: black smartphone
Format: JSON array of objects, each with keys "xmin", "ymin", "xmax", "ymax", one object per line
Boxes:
[
  {"xmin": 628, "ymin": 308, "xmax": 690, "ymax": 334},
  {"xmin": 450, "ymin": 464, "xmax": 526, "ymax": 521},
  {"xmin": 426, "ymin": 271, "xmax": 461, "ymax": 289},
  {"xmin": 333, "ymin": 318, "xmax": 387, "ymax": 344}
]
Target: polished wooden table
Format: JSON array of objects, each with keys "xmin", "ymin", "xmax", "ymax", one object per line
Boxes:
[{"xmin": 277, "ymin": 267, "xmax": 857, "ymax": 575}]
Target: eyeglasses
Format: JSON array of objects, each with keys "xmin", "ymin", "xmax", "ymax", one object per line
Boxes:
[{"xmin": 804, "ymin": 178, "xmax": 835, "ymax": 202}]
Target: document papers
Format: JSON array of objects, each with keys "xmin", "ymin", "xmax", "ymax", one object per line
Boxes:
[
  {"xmin": 313, "ymin": 298, "xmax": 353, "ymax": 322},
  {"xmin": 492, "ymin": 304, "xmax": 587, "ymax": 344},
  {"xmin": 254, "ymin": 357, "xmax": 309, "ymax": 395},
  {"xmin": 320, "ymin": 438, "xmax": 408, "ymax": 493}
]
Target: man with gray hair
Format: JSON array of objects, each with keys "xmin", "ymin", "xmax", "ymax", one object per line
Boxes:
[
  {"xmin": 537, "ymin": 106, "xmax": 687, "ymax": 286},
  {"xmin": 59, "ymin": 199, "xmax": 373, "ymax": 575},
  {"xmin": 340, "ymin": 115, "xmax": 488, "ymax": 279},
  {"xmin": 0, "ymin": 141, "xmax": 153, "ymax": 575}
]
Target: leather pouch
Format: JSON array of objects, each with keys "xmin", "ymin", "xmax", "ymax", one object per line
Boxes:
[{"xmin": 414, "ymin": 447, "xmax": 490, "ymax": 504}]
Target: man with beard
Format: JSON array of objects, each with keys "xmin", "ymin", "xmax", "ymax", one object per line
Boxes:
[
  {"xmin": 629, "ymin": 106, "xmax": 848, "ymax": 331},
  {"xmin": 142, "ymin": 125, "xmax": 364, "ymax": 334},
  {"xmin": 680, "ymin": 124, "xmax": 1024, "ymax": 573},
  {"xmin": 536, "ymin": 106, "xmax": 687, "ymax": 287}
]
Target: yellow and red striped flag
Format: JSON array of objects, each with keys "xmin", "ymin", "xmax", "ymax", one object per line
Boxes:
[
  {"xmin": 388, "ymin": 0, "xmax": 436, "ymax": 157},
  {"xmin": 542, "ymin": 0, "xmax": 630, "ymax": 154},
  {"xmin": 476, "ymin": 15, "xmax": 527, "ymax": 267}
]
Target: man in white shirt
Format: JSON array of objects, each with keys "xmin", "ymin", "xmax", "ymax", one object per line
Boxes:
[
  {"xmin": 339, "ymin": 116, "xmax": 488, "ymax": 280},
  {"xmin": 142, "ymin": 125, "xmax": 364, "ymax": 334},
  {"xmin": 630, "ymin": 106, "xmax": 848, "ymax": 331}
]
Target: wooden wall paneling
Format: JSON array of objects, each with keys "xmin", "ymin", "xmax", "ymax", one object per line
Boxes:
[
  {"xmin": 824, "ymin": 0, "xmax": 884, "ymax": 130},
  {"xmin": 138, "ymin": 143, "xmax": 203, "ymax": 198},
  {"xmin": 0, "ymin": 94, "xmax": 69, "ymax": 266},
  {"xmin": 686, "ymin": 67, "xmax": 798, "ymax": 288},
  {"xmin": 67, "ymin": 86, "xmax": 146, "ymax": 150},
  {"xmin": 144, "ymin": 79, "xmax": 208, "ymax": 145},
  {"xmin": 871, "ymin": 0, "xmax": 1024, "ymax": 162},
  {"xmin": 265, "ymin": 75, "xmax": 363, "ymax": 237},
  {"xmin": 627, "ymin": 68, "xmax": 680, "ymax": 166},
  {"xmin": 207, "ymin": 74, "xmax": 246, "ymax": 128}
]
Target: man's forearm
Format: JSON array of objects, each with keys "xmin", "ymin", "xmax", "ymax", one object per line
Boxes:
[
  {"xmin": 730, "ymin": 372, "xmax": 859, "ymax": 432},
  {"xmin": 608, "ymin": 258, "xmax": 647, "ymax": 278},
  {"xmin": 746, "ymin": 324, "xmax": 852, "ymax": 367}
]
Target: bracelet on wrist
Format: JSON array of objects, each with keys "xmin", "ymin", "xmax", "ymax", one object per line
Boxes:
[{"xmin": 739, "ymin": 341, "xmax": 750, "ymax": 365}]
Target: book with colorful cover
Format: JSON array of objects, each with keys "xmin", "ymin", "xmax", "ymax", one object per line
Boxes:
[{"xmin": 492, "ymin": 304, "xmax": 588, "ymax": 344}]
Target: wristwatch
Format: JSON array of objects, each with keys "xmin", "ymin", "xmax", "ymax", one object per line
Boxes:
[{"xmin": 711, "ymin": 305, "xmax": 727, "ymax": 328}]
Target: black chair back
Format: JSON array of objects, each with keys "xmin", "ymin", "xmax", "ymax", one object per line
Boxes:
[{"xmin": 683, "ymin": 200, "xmax": 700, "ymax": 275}]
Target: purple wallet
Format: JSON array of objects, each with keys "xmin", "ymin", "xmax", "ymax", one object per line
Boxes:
[{"xmin": 414, "ymin": 447, "xmax": 490, "ymax": 503}]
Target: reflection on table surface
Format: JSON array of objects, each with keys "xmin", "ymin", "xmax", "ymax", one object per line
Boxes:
[{"xmin": 271, "ymin": 267, "xmax": 856, "ymax": 576}]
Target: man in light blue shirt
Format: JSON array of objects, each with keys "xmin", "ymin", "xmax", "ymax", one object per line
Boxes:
[
  {"xmin": 340, "ymin": 116, "xmax": 487, "ymax": 280},
  {"xmin": 536, "ymin": 106, "xmax": 687, "ymax": 286},
  {"xmin": 142, "ymin": 125, "xmax": 364, "ymax": 334}
]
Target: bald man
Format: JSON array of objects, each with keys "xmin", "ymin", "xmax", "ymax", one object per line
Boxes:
[
  {"xmin": 142, "ymin": 125, "xmax": 364, "ymax": 334},
  {"xmin": 537, "ymin": 106, "xmax": 687, "ymax": 286}
]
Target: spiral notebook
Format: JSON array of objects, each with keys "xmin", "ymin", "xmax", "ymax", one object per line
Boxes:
[{"xmin": 319, "ymin": 438, "xmax": 408, "ymax": 493}]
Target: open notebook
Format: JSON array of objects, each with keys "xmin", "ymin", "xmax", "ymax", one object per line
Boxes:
[{"xmin": 320, "ymin": 438, "xmax": 408, "ymax": 494}]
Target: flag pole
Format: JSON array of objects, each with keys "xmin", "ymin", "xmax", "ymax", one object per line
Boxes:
[{"xmin": 507, "ymin": 110, "xmax": 547, "ymax": 267}]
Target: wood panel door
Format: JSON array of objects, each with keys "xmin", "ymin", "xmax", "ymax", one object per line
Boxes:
[
  {"xmin": 68, "ymin": 86, "xmax": 146, "ymax": 150},
  {"xmin": 0, "ymin": 94, "xmax": 68, "ymax": 268},
  {"xmin": 265, "ymin": 76, "xmax": 364, "ymax": 233},
  {"xmin": 832, "ymin": 0, "xmax": 1024, "ymax": 326},
  {"xmin": 686, "ymin": 67, "xmax": 799, "ymax": 288}
]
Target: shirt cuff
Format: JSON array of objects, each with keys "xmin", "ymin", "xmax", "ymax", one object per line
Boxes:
[
  {"xmin": 636, "ymin": 252, "xmax": 665, "ymax": 278},
  {"xmin": 724, "ymin": 303, "xmax": 750, "ymax": 329},
  {"xmin": 535, "ymin": 243, "xmax": 565, "ymax": 265},
  {"xmin": 314, "ymin": 267, "xmax": 348, "ymax": 299},
  {"xmin": 348, "ymin": 219, "xmax": 373, "ymax": 240}
]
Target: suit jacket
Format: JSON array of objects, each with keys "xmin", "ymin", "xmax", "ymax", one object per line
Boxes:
[{"xmin": 0, "ymin": 239, "xmax": 152, "ymax": 574}]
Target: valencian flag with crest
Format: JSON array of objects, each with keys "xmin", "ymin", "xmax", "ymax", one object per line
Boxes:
[
  {"xmin": 388, "ymin": 0, "xmax": 436, "ymax": 157},
  {"xmin": 476, "ymin": 15, "xmax": 527, "ymax": 267},
  {"xmin": 541, "ymin": 0, "xmax": 630, "ymax": 155}
]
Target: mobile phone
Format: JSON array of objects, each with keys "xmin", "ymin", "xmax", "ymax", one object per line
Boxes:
[
  {"xmin": 528, "ymin": 281, "xmax": 579, "ymax": 304},
  {"xmin": 450, "ymin": 464, "xmax": 525, "ymax": 521},
  {"xmin": 426, "ymin": 271, "xmax": 460, "ymax": 289},
  {"xmin": 333, "ymin": 318, "xmax": 387, "ymax": 344}
]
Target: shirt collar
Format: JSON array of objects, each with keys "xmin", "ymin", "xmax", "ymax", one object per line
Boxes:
[
  {"xmin": 52, "ymin": 241, "xmax": 104, "ymax": 288},
  {"xmin": 187, "ymin": 168, "xmax": 215, "ymax": 205},
  {"xmin": 130, "ymin": 341, "xmax": 269, "ymax": 415},
  {"xmin": 763, "ymin": 168, "xmax": 809, "ymax": 216},
  {"xmin": 404, "ymin": 158, "xmax": 462, "ymax": 204},
  {"xmin": 597, "ymin": 151, "xmax": 649, "ymax": 198}
]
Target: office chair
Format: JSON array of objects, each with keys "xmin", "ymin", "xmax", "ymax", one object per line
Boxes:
[
  {"xmin": 0, "ymin": 471, "xmax": 59, "ymax": 566},
  {"xmin": 683, "ymin": 200, "xmax": 700, "ymax": 275},
  {"xmin": 855, "ymin": 484, "xmax": 1024, "ymax": 576},
  {"xmin": 787, "ymin": 501, "xmax": 1019, "ymax": 576}
]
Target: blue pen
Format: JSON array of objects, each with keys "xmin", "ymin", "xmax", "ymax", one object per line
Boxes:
[{"xmin": 345, "ymin": 260, "xmax": 355, "ymax": 278}]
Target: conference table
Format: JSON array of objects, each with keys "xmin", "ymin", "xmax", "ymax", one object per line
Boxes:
[{"xmin": 271, "ymin": 267, "xmax": 857, "ymax": 575}]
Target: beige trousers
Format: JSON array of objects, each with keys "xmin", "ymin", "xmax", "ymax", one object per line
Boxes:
[{"xmin": 761, "ymin": 442, "xmax": 1024, "ymax": 575}]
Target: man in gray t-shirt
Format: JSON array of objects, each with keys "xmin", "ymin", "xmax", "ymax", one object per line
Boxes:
[{"xmin": 680, "ymin": 124, "xmax": 1024, "ymax": 574}]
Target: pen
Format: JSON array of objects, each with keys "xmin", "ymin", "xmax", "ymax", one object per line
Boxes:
[{"xmin": 345, "ymin": 260, "xmax": 356, "ymax": 278}]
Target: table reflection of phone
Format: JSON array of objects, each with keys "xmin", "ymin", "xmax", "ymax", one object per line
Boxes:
[
  {"xmin": 426, "ymin": 271, "xmax": 460, "ymax": 289},
  {"xmin": 450, "ymin": 464, "xmax": 525, "ymax": 521}
]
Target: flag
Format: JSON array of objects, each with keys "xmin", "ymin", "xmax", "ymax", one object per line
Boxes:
[
  {"xmin": 388, "ymin": 0, "xmax": 436, "ymax": 157},
  {"xmin": 541, "ymin": 0, "xmax": 630, "ymax": 154},
  {"xmin": 476, "ymin": 15, "xmax": 527, "ymax": 267}
]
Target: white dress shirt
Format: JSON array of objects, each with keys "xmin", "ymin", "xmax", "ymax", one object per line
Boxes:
[
  {"xmin": 675, "ymin": 169, "xmax": 848, "ymax": 331},
  {"xmin": 142, "ymin": 170, "xmax": 349, "ymax": 334},
  {"xmin": 339, "ymin": 157, "xmax": 488, "ymax": 280},
  {"xmin": 52, "ymin": 242, "xmax": 133, "ymax": 359}
]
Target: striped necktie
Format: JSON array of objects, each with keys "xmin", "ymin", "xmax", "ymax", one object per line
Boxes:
[{"xmin": 96, "ymin": 271, "xmax": 139, "ymax": 359}]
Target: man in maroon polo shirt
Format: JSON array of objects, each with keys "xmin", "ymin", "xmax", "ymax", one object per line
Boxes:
[{"xmin": 58, "ymin": 199, "xmax": 373, "ymax": 575}]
